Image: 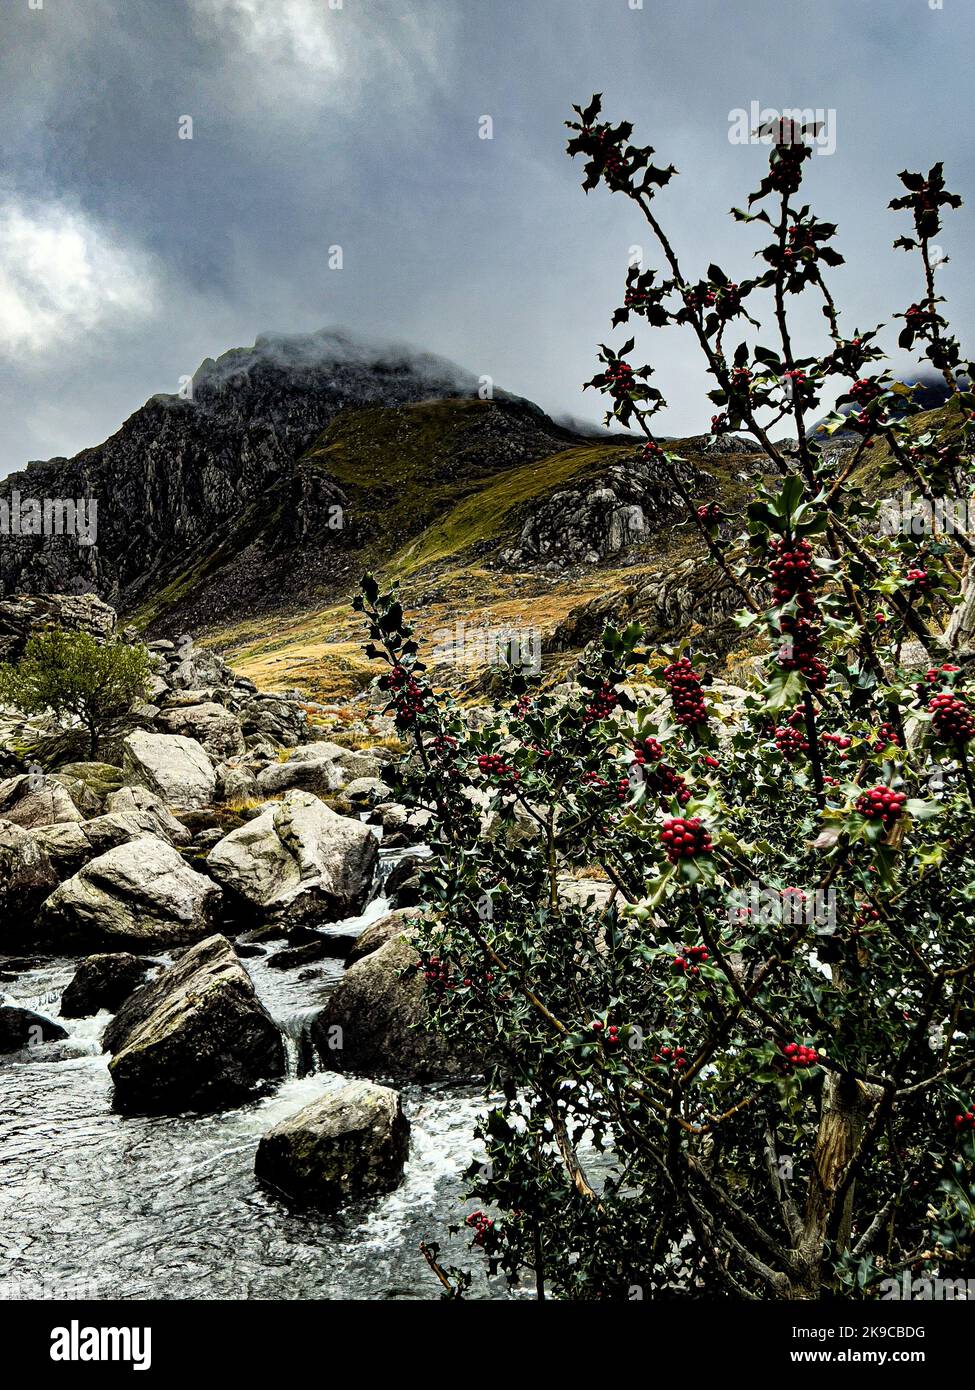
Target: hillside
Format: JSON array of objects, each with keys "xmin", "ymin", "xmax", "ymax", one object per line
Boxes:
[{"xmin": 8, "ymin": 327, "xmax": 960, "ymax": 704}]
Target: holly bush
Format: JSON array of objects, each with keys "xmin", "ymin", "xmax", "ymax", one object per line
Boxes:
[{"xmin": 354, "ymin": 96, "xmax": 975, "ymax": 1299}]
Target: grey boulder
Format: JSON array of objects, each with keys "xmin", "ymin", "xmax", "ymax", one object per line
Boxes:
[
  {"xmin": 206, "ymin": 789, "xmax": 377, "ymax": 928},
  {"xmin": 106, "ymin": 934, "xmax": 285, "ymax": 1113},
  {"xmin": 255, "ymin": 1079, "xmax": 409, "ymax": 1208},
  {"xmin": 37, "ymin": 835, "xmax": 223, "ymax": 952}
]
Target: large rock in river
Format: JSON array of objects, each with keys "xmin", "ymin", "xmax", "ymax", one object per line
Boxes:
[
  {"xmin": 122, "ymin": 730, "xmax": 216, "ymax": 809},
  {"xmin": 106, "ymin": 934, "xmax": 285, "ymax": 1113},
  {"xmin": 313, "ymin": 934, "xmax": 479, "ymax": 1083},
  {"xmin": 60, "ymin": 952, "xmax": 159, "ymax": 1018},
  {"xmin": 0, "ymin": 1004, "xmax": 68, "ymax": 1053},
  {"xmin": 206, "ymin": 789, "xmax": 377, "ymax": 928},
  {"xmin": 37, "ymin": 835, "xmax": 222, "ymax": 951},
  {"xmin": 255, "ymin": 1079, "xmax": 409, "ymax": 1208}
]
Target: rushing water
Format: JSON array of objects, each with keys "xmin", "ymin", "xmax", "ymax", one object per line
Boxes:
[{"xmin": 0, "ymin": 847, "xmax": 506, "ymax": 1301}]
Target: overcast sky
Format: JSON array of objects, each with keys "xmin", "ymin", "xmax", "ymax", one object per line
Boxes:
[{"xmin": 0, "ymin": 0, "xmax": 972, "ymax": 474}]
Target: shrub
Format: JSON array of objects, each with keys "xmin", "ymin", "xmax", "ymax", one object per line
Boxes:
[
  {"xmin": 353, "ymin": 97, "xmax": 975, "ymax": 1300},
  {"xmin": 0, "ymin": 627, "xmax": 152, "ymax": 760}
]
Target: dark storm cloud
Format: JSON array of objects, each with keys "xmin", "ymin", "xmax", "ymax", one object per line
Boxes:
[{"xmin": 0, "ymin": 0, "xmax": 971, "ymax": 474}]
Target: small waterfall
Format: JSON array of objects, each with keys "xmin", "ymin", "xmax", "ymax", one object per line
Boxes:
[{"xmin": 276, "ymin": 1007, "xmax": 322, "ymax": 1079}]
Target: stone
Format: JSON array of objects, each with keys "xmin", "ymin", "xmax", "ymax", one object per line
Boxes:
[
  {"xmin": 155, "ymin": 702, "xmax": 246, "ymax": 760},
  {"xmin": 313, "ymin": 934, "xmax": 478, "ymax": 1083},
  {"xmin": 206, "ymin": 789, "xmax": 378, "ymax": 928},
  {"xmin": 255, "ymin": 1079, "xmax": 409, "ymax": 1208},
  {"xmin": 0, "ymin": 820, "xmax": 60, "ymax": 942},
  {"xmin": 106, "ymin": 934, "xmax": 285, "ymax": 1113},
  {"xmin": 37, "ymin": 835, "xmax": 223, "ymax": 952},
  {"xmin": 122, "ymin": 730, "xmax": 216, "ymax": 809},
  {"xmin": 60, "ymin": 952, "xmax": 158, "ymax": 1017},
  {"xmin": 0, "ymin": 774, "xmax": 84, "ymax": 829},
  {"xmin": 0, "ymin": 1005, "xmax": 68, "ymax": 1053}
]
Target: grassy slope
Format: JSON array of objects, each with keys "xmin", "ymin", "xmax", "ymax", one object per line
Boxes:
[{"xmin": 197, "ymin": 400, "xmax": 963, "ymax": 701}]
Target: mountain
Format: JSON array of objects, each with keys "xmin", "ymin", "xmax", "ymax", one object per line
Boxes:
[{"xmin": 0, "ymin": 327, "xmax": 788, "ymax": 699}]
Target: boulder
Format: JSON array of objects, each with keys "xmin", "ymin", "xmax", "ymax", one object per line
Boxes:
[
  {"xmin": 53, "ymin": 762, "xmax": 125, "ymax": 812},
  {"xmin": 313, "ymin": 934, "xmax": 477, "ymax": 1083},
  {"xmin": 104, "ymin": 786, "xmax": 192, "ymax": 845},
  {"xmin": 106, "ymin": 934, "xmax": 285, "ymax": 1113},
  {"xmin": 206, "ymin": 789, "xmax": 377, "ymax": 928},
  {"xmin": 60, "ymin": 952, "xmax": 158, "ymax": 1017},
  {"xmin": 254, "ymin": 744, "xmax": 346, "ymax": 797},
  {"xmin": 122, "ymin": 730, "xmax": 216, "ymax": 809},
  {"xmin": 215, "ymin": 764, "xmax": 259, "ymax": 804},
  {"xmin": 0, "ymin": 774, "xmax": 84, "ymax": 829},
  {"xmin": 0, "ymin": 1005, "xmax": 68, "ymax": 1053},
  {"xmin": 37, "ymin": 835, "xmax": 223, "ymax": 952},
  {"xmin": 0, "ymin": 820, "xmax": 60, "ymax": 941},
  {"xmin": 255, "ymin": 1079, "xmax": 409, "ymax": 1208},
  {"xmin": 342, "ymin": 776, "xmax": 387, "ymax": 807},
  {"xmin": 155, "ymin": 702, "xmax": 246, "ymax": 760},
  {"xmin": 29, "ymin": 796, "xmax": 191, "ymax": 876},
  {"xmin": 344, "ymin": 907, "xmax": 420, "ymax": 967},
  {"xmin": 238, "ymin": 694, "xmax": 306, "ymax": 748}
]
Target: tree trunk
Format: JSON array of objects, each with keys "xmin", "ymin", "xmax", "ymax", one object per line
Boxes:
[{"xmin": 796, "ymin": 1070, "xmax": 868, "ymax": 1293}]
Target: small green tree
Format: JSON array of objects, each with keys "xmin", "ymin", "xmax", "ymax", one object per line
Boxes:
[{"xmin": 0, "ymin": 628, "xmax": 152, "ymax": 759}]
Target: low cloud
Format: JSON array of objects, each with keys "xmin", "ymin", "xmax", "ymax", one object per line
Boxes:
[{"xmin": 0, "ymin": 199, "xmax": 158, "ymax": 360}]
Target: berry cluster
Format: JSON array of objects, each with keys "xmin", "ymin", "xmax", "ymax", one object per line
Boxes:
[
  {"xmin": 673, "ymin": 944, "xmax": 709, "ymax": 976},
  {"xmin": 849, "ymin": 377, "xmax": 882, "ymax": 405},
  {"xmin": 583, "ymin": 682, "xmax": 619, "ymax": 725},
  {"xmin": 953, "ymin": 1110, "xmax": 975, "ymax": 1133},
  {"xmin": 477, "ymin": 752, "xmax": 519, "ymax": 783},
  {"xmin": 856, "ymin": 785, "xmax": 907, "ymax": 825},
  {"xmin": 821, "ymin": 731, "xmax": 852, "ymax": 756},
  {"xmin": 781, "ymin": 1041, "xmax": 819, "ymax": 1069},
  {"xmin": 869, "ymin": 721, "xmax": 901, "ymax": 751},
  {"xmin": 696, "ymin": 502, "xmax": 723, "ymax": 525},
  {"xmin": 383, "ymin": 665, "xmax": 426, "ymax": 727},
  {"xmin": 607, "ymin": 361, "xmax": 634, "ymax": 397},
  {"xmin": 663, "ymin": 657, "xmax": 708, "ymax": 728},
  {"xmin": 651, "ymin": 1044, "xmax": 688, "ymax": 1069},
  {"xmin": 925, "ymin": 662, "xmax": 961, "ymax": 687},
  {"xmin": 643, "ymin": 439, "xmax": 664, "ymax": 461},
  {"xmin": 590, "ymin": 1019, "xmax": 621, "ymax": 1047},
  {"xmin": 930, "ymin": 691, "xmax": 975, "ymax": 745},
  {"xmin": 906, "ymin": 566, "xmax": 931, "ymax": 591},
  {"xmin": 631, "ymin": 740, "xmax": 691, "ymax": 807},
  {"xmin": 421, "ymin": 954, "xmax": 457, "ymax": 994},
  {"xmin": 768, "ymin": 537, "xmax": 827, "ymax": 690},
  {"xmin": 660, "ymin": 815, "xmax": 713, "ymax": 863},
  {"xmin": 775, "ymin": 708, "xmax": 809, "ymax": 760},
  {"xmin": 465, "ymin": 1210, "xmax": 495, "ymax": 1246}
]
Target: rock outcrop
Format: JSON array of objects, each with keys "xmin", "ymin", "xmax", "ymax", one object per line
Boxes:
[
  {"xmin": 37, "ymin": 835, "xmax": 223, "ymax": 951},
  {"xmin": 255, "ymin": 1079, "xmax": 409, "ymax": 1208},
  {"xmin": 0, "ymin": 820, "xmax": 60, "ymax": 942},
  {"xmin": 206, "ymin": 789, "xmax": 377, "ymax": 928},
  {"xmin": 0, "ymin": 593, "xmax": 117, "ymax": 661},
  {"xmin": 105, "ymin": 934, "xmax": 285, "ymax": 1113},
  {"xmin": 122, "ymin": 730, "xmax": 217, "ymax": 809},
  {"xmin": 0, "ymin": 774, "xmax": 84, "ymax": 829}
]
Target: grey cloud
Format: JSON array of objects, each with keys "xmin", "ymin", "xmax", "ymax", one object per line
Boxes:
[{"xmin": 0, "ymin": 0, "xmax": 971, "ymax": 475}]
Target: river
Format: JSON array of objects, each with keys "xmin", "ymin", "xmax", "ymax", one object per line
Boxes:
[{"xmin": 0, "ymin": 846, "xmax": 504, "ymax": 1301}]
